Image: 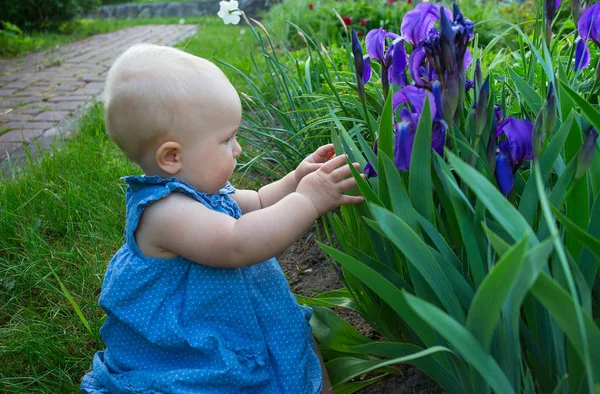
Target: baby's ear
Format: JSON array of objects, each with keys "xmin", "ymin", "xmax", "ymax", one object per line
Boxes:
[{"xmin": 155, "ymin": 141, "xmax": 183, "ymax": 175}]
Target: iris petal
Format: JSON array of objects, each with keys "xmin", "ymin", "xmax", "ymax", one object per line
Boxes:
[
  {"xmin": 394, "ymin": 122, "xmax": 416, "ymax": 171},
  {"xmin": 497, "ymin": 117, "xmax": 535, "ymax": 168},
  {"xmin": 408, "ymin": 47, "xmax": 427, "ymax": 86},
  {"xmin": 365, "ymin": 28, "xmax": 386, "ymax": 62},
  {"xmin": 575, "ymin": 38, "xmax": 591, "ymax": 70},
  {"xmin": 389, "ymin": 39, "xmax": 408, "ymax": 86},
  {"xmin": 431, "ymin": 121, "xmax": 447, "ymax": 156},
  {"xmin": 392, "ymin": 86, "xmax": 436, "ymax": 117},
  {"xmin": 401, "ymin": 3, "xmax": 451, "ymax": 46},
  {"xmin": 577, "ymin": 3, "xmax": 600, "ymax": 41},
  {"xmin": 363, "ymin": 55, "xmax": 372, "ymax": 84},
  {"xmin": 364, "ymin": 162, "xmax": 378, "ymax": 178},
  {"xmin": 495, "ymin": 153, "xmax": 514, "ymax": 195}
]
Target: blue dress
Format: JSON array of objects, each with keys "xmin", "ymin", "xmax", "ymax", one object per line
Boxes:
[{"xmin": 81, "ymin": 175, "xmax": 322, "ymax": 393}]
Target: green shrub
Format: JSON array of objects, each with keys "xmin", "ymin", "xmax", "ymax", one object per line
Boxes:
[
  {"xmin": 264, "ymin": 0, "xmax": 413, "ymax": 50},
  {"xmin": 0, "ymin": 0, "xmax": 100, "ymax": 31}
]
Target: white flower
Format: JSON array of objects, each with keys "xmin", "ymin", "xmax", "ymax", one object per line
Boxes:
[
  {"xmin": 217, "ymin": 0, "xmax": 242, "ymax": 25},
  {"xmin": 178, "ymin": 18, "xmax": 185, "ymax": 25}
]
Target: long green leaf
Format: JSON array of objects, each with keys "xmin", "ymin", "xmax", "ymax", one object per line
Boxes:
[
  {"xmin": 530, "ymin": 273, "xmax": 600, "ymax": 381},
  {"xmin": 368, "ymin": 204, "xmax": 465, "ymax": 323},
  {"xmin": 404, "ymin": 292, "xmax": 515, "ymax": 394},
  {"xmin": 552, "ymin": 206, "xmax": 600, "ymax": 261},
  {"xmin": 466, "ymin": 235, "xmax": 528, "ymax": 351},
  {"xmin": 502, "ymin": 238, "xmax": 554, "ymax": 390},
  {"xmin": 508, "ymin": 68, "xmax": 542, "ymax": 115},
  {"xmin": 410, "ymin": 95, "xmax": 435, "ymax": 222},
  {"xmin": 334, "ymin": 374, "xmax": 388, "ymax": 394},
  {"xmin": 519, "ymin": 113, "xmax": 574, "ymax": 224},
  {"xmin": 435, "ymin": 157, "xmax": 486, "ymax": 286},
  {"xmin": 378, "ymin": 93, "xmax": 394, "ymax": 159},
  {"xmin": 579, "ymin": 195, "xmax": 600, "ymax": 285},
  {"xmin": 318, "ymin": 243, "xmax": 439, "ymax": 348},
  {"xmin": 326, "ymin": 347, "xmax": 452, "ymax": 388},
  {"xmin": 382, "ymin": 153, "xmax": 416, "ymax": 229},
  {"xmin": 559, "ymin": 80, "xmax": 600, "ymax": 132},
  {"xmin": 535, "ymin": 163, "xmax": 596, "ymax": 392},
  {"xmin": 446, "ymin": 151, "xmax": 538, "ymax": 246}
]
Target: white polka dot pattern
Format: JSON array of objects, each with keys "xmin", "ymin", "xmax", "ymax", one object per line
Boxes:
[{"xmin": 80, "ymin": 176, "xmax": 322, "ymax": 393}]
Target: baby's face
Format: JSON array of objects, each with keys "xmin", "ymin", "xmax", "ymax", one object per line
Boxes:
[{"xmin": 176, "ymin": 79, "xmax": 243, "ymax": 194}]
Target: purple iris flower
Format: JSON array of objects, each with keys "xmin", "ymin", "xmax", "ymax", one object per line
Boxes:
[
  {"xmin": 401, "ymin": 3, "xmax": 452, "ymax": 46},
  {"xmin": 365, "ymin": 28, "xmax": 400, "ymax": 65},
  {"xmin": 365, "ymin": 28, "xmax": 405, "ymax": 96},
  {"xmin": 392, "ymin": 85, "xmax": 437, "ymax": 116},
  {"xmin": 575, "ymin": 3, "xmax": 600, "ymax": 70},
  {"xmin": 392, "ymin": 86, "xmax": 446, "ymax": 170},
  {"xmin": 495, "ymin": 154, "xmax": 514, "ymax": 195},
  {"xmin": 352, "ymin": 29, "xmax": 373, "ymax": 99},
  {"xmin": 410, "ymin": 27, "xmax": 472, "ymax": 88},
  {"xmin": 389, "ymin": 38, "xmax": 408, "ymax": 87},
  {"xmin": 576, "ymin": 127, "xmax": 599, "ymax": 179},
  {"xmin": 494, "ymin": 117, "xmax": 535, "ymax": 195},
  {"xmin": 364, "ymin": 142, "xmax": 378, "ymax": 178},
  {"xmin": 494, "ymin": 104, "xmax": 504, "ymax": 124},
  {"xmin": 352, "ymin": 29, "xmax": 372, "ymax": 84},
  {"xmin": 451, "ymin": 3, "xmax": 475, "ymax": 67}
]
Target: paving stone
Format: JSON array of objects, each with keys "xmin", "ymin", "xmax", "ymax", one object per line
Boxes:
[
  {"xmin": 0, "ymin": 129, "xmax": 44, "ymax": 143},
  {"xmin": 48, "ymin": 101, "xmax": 85, "ymax": 111},
  {"xmin": 72, "ymin": 86, "xmax": 104, "ymax": 96},
  {"xmin": 33, "ymin": 111, "xmax": 71, "ymax": 122},
  {"xmin": 48, "ymin": 95, "xmax": 92, "ymax": 102},
  {"xmin": 3, "ymin": 121, "xmax": 55, "ymax": 130},
  {"xmin": 0, "ymin": 114, "xmax": 33, "ymax": 122},
  {"xmin": 0, "ymin": 24, "xmax": 198, "ymax": 169},
  {"xmin": 13, "ymin": 87, "xmax": 47, "ymax": 96},
  {"xmin": 0, "ymin": 142, "xmax": 21, "ymax": 161}
]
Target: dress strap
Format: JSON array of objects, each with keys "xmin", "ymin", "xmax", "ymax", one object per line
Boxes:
[{"xmin": 121, "ymin": 175, "xmax": 241, "ymax": 258}]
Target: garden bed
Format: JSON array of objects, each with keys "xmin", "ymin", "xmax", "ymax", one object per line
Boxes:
[{"xmin": 279, "ymin": 226, "xmax": 444, "ymax": 394}]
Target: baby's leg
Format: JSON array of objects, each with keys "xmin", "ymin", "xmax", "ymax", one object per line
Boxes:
[{"xmin": 313, "ymin": 336, "xmax": 333, "ymax": 393}]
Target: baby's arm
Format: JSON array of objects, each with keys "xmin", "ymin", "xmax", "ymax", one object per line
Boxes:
[
  {"xmin": 231, "ymin": 144, "xmax": 336, "ymax": 214},
  {"xmin": 137, "ymin": 155, "xmax": 363, "ymax": 268}
]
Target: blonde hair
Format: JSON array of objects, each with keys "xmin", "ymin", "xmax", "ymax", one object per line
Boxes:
[{"xmin": 103, "ymin": 43, "xmax": 230, "ymax": 164}]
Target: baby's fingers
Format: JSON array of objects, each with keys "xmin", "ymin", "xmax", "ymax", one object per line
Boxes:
[
  {"xmin": 335, "ymin": 176, "xmax": 359, "ymax": 192},
  {"xmin": 320, "ymin": 154, "xmax": 349, "ymax": 173},
  {"xmin": 339, "ymin": 195, "xmax": 364, "ymax": 206},
  {"xmin": 303, "ymin": 162, "xmax": 323, "ymax": 173},
  {"xmin": 330, "ymin": 162, "xmax": 361, "ymax": 182}
]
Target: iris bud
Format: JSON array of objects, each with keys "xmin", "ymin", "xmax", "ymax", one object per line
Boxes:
[{"xmin": 576, "ymin": 127, "xmax": 599, "ymax": 180}]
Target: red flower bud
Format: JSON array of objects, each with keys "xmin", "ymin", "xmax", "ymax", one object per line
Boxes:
[
  {"xmin": 360, "ymin": 18, "xmax": 366, "ymax": 26},
  {"xmin": 408, "ymin": 0, "xmax": 412, "ymax": 3},
  {"xmin": 388, "ymin": 0, "xmax": 394, "ymax": 4},
  {"xmin": 308, "ymin": 3, "xmax": 314, "ymax": 10},
  {"xmin": 342, "ymin": 16, "xmax": 352, "ymax": 25}
]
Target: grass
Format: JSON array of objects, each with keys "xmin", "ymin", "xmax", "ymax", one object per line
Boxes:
[
  {"xmin": 0, "ymin": 103, "xmax": 135, "ymax": 392},
  {"xmin": 1, "ymin": 16, "xmax": 210, "ymax": 59},
  {"xmin": 101, "ymin": 0, "xmax": 207, "ymax": 4},
  {"xmin": 0, "ymin": 16, "xmax": 270, "ymax": 392}
]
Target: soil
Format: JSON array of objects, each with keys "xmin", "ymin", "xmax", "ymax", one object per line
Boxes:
[{"xmin": 277, "ymin": 226, "xmax": 446, "ymax": 394}]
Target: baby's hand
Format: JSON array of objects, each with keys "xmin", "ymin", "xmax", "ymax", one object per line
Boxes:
[
  {"xmin": 294, "ymin": 144, "xmax": 336, "ymax": 184},
  {"xmin": 296, "ymin": 154, "xmax": 364, "ymax": 216}
]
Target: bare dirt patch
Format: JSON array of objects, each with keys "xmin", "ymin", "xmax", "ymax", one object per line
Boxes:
[{"xmin": 278, "ymin": 226, "xmax": 445, "ymax": 394}]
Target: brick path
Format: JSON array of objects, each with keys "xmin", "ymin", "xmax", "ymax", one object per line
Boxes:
[{"xmin": 0, "ymin": 24, "xmax": 197, "ymax": 166}]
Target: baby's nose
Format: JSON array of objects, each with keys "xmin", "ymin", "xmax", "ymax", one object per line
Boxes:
[{"xmin": 233, "ymin": 140, "xmax": 242, "ymax": 157}]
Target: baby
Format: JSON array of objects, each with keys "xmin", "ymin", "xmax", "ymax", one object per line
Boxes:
[{"xmin": 80, "ymin": 43, "xmax": 364, "ymax": 393}]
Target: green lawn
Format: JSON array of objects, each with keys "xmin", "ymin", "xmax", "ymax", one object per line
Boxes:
[
  {"xmin": 1, "ymin": 16, "xmax": 216, "ymax": 59},
  {"xmin": 0, "ymin": 17, "xmax": 269, "ymax": 392}
]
